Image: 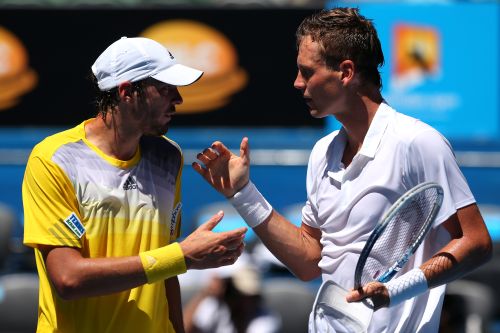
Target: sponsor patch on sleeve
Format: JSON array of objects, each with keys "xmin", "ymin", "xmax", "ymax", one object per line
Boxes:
[{"xmin": 63, "ymin": 212, "xmax": 86, "ymax": 238}]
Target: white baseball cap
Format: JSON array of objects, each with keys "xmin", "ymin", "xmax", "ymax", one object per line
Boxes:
[{"xmin": 91, "ymin": 36, "xmax": 203, "ymax": 91}]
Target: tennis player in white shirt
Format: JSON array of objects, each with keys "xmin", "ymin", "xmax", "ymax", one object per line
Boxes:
[{"xmin": 193, "ymin": 7, "xmax": 492, "ymax": 333}]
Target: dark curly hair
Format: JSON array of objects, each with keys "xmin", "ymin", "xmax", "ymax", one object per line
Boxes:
[{"xmin": 89, "ymin": 72, "xmax": 149, "ymax": 117}]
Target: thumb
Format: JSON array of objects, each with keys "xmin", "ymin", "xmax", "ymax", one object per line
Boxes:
[
  {"xmin": 200, "ymin": 211, "xmax": 224, "ymax": 231},
  {"xmin": 240, "ymin": 137, "xmax": 250, "ymax": 163}
]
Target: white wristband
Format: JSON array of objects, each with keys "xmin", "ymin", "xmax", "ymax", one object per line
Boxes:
[
  {"xmin": 229, "ymin": 181, "xmax": 273, "ymax": 228},
  {"xmin": 386, "ymin": 268, "xmax": 428, "ymax": 307}
]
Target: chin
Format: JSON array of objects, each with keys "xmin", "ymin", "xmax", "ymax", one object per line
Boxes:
[
  {"xmin": 310, "ymin": 110, "xmax": 327, "ymax": 119},
  {"xmin": 145, "ymin": 125, "xmax": 169, "ymax": 136}
]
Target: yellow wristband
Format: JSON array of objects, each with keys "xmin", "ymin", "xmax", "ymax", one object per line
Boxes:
[{"xmin": 139, "ymin": 242, "xmax": 187, "ymax": 283}]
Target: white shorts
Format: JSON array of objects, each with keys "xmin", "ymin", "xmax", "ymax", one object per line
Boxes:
[{"xmin": 308, "ymin": 280, "xmax": 373, "ymax": 333}]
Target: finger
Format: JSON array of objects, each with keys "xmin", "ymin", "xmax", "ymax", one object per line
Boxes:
[
  {"xmin": 218, "ymin": 227, "xmax": 247, "ymax": 240},
  {"xmin": 192, "ymin": 162, "xmax": 207, "ymax": 176},
  {"xmin": 202, "ymin": 147, "xmax": 219, "ymax": 160},
  {"xmin": 346, "ymin": 289, "xmax": 364, "ymax": 302},
  {"xmin": 211, "ymin": 141, "xmax": 232, "ymax": 158},
  {"xmin": 199, "ymin": 211, "xmax": 224, "ymax": 231},
  {"xmin": 346, "ymin": 282, "xmax": 382, "ymax": 303},
  {"xmin": 240, "ymin": 137, "xmax": 250, "ymax": 163},
  {"xmin": 212, "ymin": 244, "xmax": 226, "ymax": 255},
  {"xmin": 221, "ymin": 247, "xmax": 244, "ymax": 265},
  {"xmin": 224, "ymin": 251, "xmax": 242, "ymax": 264},
  {"xmin": 220, "ymin": 255, "xmax": 238, "ymax": 266},
  {"xmin": 196, "ymin": 152, "xmax": 212, "ymax": 165},
  {"xmin": 230, "ymin": 242, "xmax": 245, "ymax": 257},
  {"xmin": 224, "ymin": 236, "xmax": 245, "ymax": 250},
  {"xmin": 192, "ymin": 162, "xmax": 216, "ymax": 185}
]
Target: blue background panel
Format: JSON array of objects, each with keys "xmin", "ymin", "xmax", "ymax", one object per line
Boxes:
[{"xmin": 327, "ymin": 2, "xmax": 499, "ymax": 141}]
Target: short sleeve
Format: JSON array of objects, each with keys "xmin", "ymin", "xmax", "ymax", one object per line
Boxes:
[
  {"xmin": 404, "ymin": 129, "xmax": 475, "ymax": 225},
  {"xmin": 302, "ymin": 146, "xmax": 321, "ymax": 229},
  {"xmin": 22, "ymin": 154, "xmax": 82, "ymax": 248}
]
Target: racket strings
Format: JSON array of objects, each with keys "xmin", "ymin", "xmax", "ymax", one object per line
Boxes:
[{"xmin": 360, "ymin": 187, "xmax": 440, "ymax": 286}]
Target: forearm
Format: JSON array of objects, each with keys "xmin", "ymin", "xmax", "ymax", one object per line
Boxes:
[
  {"xmin": 44, "ymin": 243, "xmax": 186, "ymax": 300},
  {"xmin": 382, "ymin": 235, "xmax": 491, "ymax": 308},
  {"xmin": 422, "ymin": 205, "xmax": 492, "ymax": 288},
  {"xmin": 166, "ymin": 277, "xmax": 185, "ymax": 333},
  {"xmin": 45, "ymin": 249, "xmax": 147, "ymax": 299},
  {"xmin": 227, "ymin": 181, "xmax": 322, "ymax": 280},
  {"xmin": 421, "ymin": 236, "xmax": 491, "ymax": 288},
  {"xmin": 254, "ymin": 210, "xmax": 322, "ymax": 281}
]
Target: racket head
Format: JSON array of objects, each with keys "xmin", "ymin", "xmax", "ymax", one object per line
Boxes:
[{"xmin": 354, "ymin": 182, "xmax": 444, "ymax": 289}]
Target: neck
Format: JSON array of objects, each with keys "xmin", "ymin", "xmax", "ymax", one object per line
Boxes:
[
  {"xmin": 336, "ymin": 91, "xmax": 382, "ymax": 149},
  {"xmin": 85, "ymin": 111, "xmax": 142, "ymax": 161}
]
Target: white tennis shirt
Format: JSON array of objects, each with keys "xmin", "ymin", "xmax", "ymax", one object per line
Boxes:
[{"xmin": 302, "ymin": 102, "xmax": 475, "ymax": 332}]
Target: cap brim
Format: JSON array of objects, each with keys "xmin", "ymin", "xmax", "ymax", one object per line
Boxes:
[{"xmin": 152, "ymin": 64, "xmax": 203, "ymax": 87}]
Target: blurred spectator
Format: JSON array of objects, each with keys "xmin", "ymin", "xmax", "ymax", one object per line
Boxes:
[
  {"xmin": 183, "ymin": 260, "xmax": 281, "ymax": 333},
  {"xmin": 0, "ymin": 202, "xmax": 15, "ymax": 270}
]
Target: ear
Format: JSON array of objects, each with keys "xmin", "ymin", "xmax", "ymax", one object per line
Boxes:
[
  {"xmin": 338, "ymin": 60, "xmax": 355, "ymax": 85},
  {"xmin": 117, "ymin": 82, "xmax": 133, "ymax": 101}
]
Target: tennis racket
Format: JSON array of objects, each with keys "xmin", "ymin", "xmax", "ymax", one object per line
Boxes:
[
  {"xmin": 311, "ymin": 182, "xmax": 444, "ymax": 332},
  {"xmin": 354, "ymin": 181, "xmax": 444, "ymax": 289}
]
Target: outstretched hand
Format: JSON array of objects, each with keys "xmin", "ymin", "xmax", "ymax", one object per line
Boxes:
[
  {"xmin": 346, "ymin": 281, "xmax": 389, "ymax": 311},
  {"xmin": 192, "ymin": 137, "xmax": 251, "ymax": 198},
  {"xmin": 180, "ymin": 211, "xmax": 247, "ymax": 270}
]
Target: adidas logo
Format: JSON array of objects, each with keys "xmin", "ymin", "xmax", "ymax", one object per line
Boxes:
[{"xmin": 123, "ymin": 176, "xmax": 138, "ymax": 190}]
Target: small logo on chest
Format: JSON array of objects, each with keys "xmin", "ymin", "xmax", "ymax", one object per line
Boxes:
[{"xmin": 123, "ymin": 176, "xmax": 138, "ymax": 190}]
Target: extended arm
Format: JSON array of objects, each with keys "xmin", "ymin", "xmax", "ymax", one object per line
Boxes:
[
  {"xmin": 347, "ymin": 203, "xmax": 492, "ymax": 309},
  {"xmin": 254, "ymin": 212, "xmax": 322, "ymax": 281},
  {"xmin": 43, "ymin": 212, "xmax": 247, "ymax": 300},
  {"xmin": 193, "ymin": 138, "xmax": 322, "ymax": 281}
]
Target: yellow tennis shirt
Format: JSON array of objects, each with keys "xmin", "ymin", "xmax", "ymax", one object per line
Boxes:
[{"xmin": 22, "ymin": 120, "xmax": 186, "ymax": 333}]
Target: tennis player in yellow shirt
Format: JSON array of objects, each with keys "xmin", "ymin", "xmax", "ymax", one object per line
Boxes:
[{"xmin": 22, "ymin": 36, "xmax": 247, "ymax": 333}]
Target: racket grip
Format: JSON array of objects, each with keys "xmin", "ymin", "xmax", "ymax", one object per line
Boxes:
[{"xmin": 386, "ymin": 268, "xmax": 428, "ymax": 307}]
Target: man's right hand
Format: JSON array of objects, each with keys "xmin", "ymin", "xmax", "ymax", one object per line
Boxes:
[
  {"xmin": 180, "ymin": 211, "xmax": 247, "ymax": 270},
  {"xmin": 192, "ymin": 137, "xmax": 251, "ymax": 198}
]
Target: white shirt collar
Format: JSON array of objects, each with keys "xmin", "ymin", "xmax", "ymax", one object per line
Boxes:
[
  {"xmin": 358, "ymin": 102, "xmax": 393, "ymax": 159},
  {"xmin": 326, "ymin": 102, "xmax": 394, "ymax": 183}
]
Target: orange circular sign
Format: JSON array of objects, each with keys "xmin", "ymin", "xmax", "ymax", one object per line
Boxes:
[
  {"xmin": 141, "ymin": 20, "xmax": 247, "ymax": 113},
  {"xmin": 0, "ymin": 26, "xmax": 37, "ymax": 110}
]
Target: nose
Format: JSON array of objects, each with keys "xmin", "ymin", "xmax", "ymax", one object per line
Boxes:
[
  {"xmin": 171, "ymin": 86, "xmax": 183, "ymax": 105},
  {"xmin": 294, "ymin": 71, "xmax": 305, "ymax": 91}
]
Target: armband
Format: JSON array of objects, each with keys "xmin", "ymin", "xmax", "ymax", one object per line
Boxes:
[
  {"xmin": 229, "ymin": 181, "xmax": 273, "ymax": 228},
  {"xmin": 386, "ymin": 268, "xmax": 428, "ymax": 307},
  {"xmin": 139, "ymin": 242, "xmax": 187, "ymax": 283}
]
